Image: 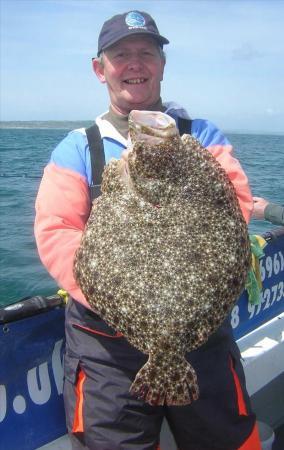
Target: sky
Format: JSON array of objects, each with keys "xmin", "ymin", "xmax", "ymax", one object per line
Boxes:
[{"xmin": 1, "ymin": 0, "xmax": 284, "ymax": 133}]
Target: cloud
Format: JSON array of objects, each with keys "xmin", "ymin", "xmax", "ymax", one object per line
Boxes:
[
  {"xmin": 266, "ymin": 108, "xmax": 275, "ymax": 116},
  {"xmin": 232, "ymin": 43, "xmax": 263, "ymax": 61}
]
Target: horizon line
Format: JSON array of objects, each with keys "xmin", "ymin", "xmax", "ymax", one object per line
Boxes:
[{"xmin": 1, "ymin": 120, "xmax": 283, "ymax": 136}]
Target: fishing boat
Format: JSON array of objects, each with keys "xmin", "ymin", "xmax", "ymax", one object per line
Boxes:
[{"xmin": 1, "ymin": 229, "xmax": 283, "ymax": 450}]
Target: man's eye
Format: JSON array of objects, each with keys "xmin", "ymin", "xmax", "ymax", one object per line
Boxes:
[
  {"xmin": 142, "ymin": 51, "xmax": 158, "ymax": 59},
  {"xmin": 114, "ymin": 52, "xmax": 127, "ymax": 59}
]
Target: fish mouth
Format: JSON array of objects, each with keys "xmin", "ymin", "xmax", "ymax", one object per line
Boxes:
[
  {"xmin": 124, "ymin": 78, "xmax": 147, "ymax": 85},
  {"xmin": 129, "ymin": 110, "xmax": 178, "ymax": 143}
]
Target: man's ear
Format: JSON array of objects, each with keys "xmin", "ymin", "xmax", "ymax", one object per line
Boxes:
[{"xmin": 92, "ymin": 58, "xmax": 106, "ymax": 83}]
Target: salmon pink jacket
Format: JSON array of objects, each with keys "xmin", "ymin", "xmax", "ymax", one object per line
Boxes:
[{"xmin": 34, "ymin": 102, "xmax": 253, "ymax": 308}]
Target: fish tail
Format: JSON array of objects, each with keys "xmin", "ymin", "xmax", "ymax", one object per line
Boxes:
[{"xmin": 130, "ymin": 354, "xmax": 199, "ymax": 406}]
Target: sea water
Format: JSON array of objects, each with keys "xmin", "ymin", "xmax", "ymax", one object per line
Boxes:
[{"xmin": 0, "ymin": 124, "xmax": 283, "ymax": 306}]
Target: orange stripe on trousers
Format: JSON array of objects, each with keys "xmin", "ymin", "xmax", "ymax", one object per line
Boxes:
[
  {"xmin": 72, "ymin": 369, "xmax": 86, "ymax": 433},
  {"xmin": 238, "ymin": 423, "xmax": 261, "ymax": 450},
  {"xmin": 230, "ymin": 358, "xmax": 261, "ymax": 450}
]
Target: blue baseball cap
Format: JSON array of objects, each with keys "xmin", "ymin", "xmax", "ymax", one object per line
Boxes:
[{"xmin": 97, "ymin": 11, "xmax": 169, "ymax": 56}]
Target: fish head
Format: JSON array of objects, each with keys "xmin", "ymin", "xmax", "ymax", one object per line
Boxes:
[
  {"xmin": 128, "ymin": 110, "xmax": 178, "ymax": 145},
  {"xmin": 123, "ymin": 111, "xmax": 182, "ymax": 203}
]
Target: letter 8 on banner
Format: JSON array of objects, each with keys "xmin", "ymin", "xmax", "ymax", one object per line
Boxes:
[{"xmin": 232, "ymin": 233, "xmax": 284, "ymax": 340}]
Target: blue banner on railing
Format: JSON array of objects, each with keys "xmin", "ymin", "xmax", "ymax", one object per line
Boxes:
[
  {"xmin": 232, "ymin": 233, "xmax": 284, "ymax": 340},
  {"xmin": 0, "ymin": 233, "xmax": 283, "ymax": 450},
  {"xmin": 0, "ymin": 308, "xmax": 66, "ymax": 450}
]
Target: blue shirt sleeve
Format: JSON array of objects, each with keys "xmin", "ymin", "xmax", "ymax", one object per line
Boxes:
[
  {"xmin": 191, "ymin": 119, "xmax": 231, "ymax": 147},
  {"xmin": 50, "ymin": 130, "xmax": 127, "ymax": 187},
  {"xmin": 50, "ymin": 130, "xmax": 91, "ymax": 182}
]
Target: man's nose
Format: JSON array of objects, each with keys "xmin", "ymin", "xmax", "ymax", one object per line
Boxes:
[{"xmin": 127, "ymin": 53, "xmax": 142, "ymax": 70}]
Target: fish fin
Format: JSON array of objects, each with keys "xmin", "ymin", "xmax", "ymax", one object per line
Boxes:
[{"xmin": 130, "ymin": 353, "xmax": 199, "ymax": 406}]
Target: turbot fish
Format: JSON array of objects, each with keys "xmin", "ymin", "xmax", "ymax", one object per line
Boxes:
[{"xmin": 74, "ymin": 110, "xmax": 251, "ymax": 406}]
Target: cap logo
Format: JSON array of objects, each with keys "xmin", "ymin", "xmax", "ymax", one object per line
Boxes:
[{"xmin": 125, "ymin": 11, "xmax": 146, "ymax": 29}]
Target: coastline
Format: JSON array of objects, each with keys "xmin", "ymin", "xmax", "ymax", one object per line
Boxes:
[
  {"xmin": 0, "ymin": 120, "xmax": 94, "ymax": 130},
  {"xmin": 1, "ymin": 121, "xmax": 283, "ymax": 136}
]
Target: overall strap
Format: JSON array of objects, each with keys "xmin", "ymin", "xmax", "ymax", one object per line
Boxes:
[
  {"xmin": 178, "ymin": 117, "xmax": 192, "ymax": 136},
  {"xmin": 86, "ymin": 117, "xmax": 192, "ymax": 201},
  {"xmin": 85, "ymin": 123, "xmax": 105, "ymax": 200}
]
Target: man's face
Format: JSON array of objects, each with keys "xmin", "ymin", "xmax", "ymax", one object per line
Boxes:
[{"xmin": 93, "ymin": 35, "xmax": 165, "ymax": 115}]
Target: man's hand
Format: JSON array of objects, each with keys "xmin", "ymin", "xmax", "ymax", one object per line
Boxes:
[{"xmin": 252, "ymin": 196, "xmax": 269, "ymax": 220}]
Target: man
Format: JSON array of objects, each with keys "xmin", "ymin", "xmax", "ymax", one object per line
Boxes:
[
  {"xmin": 253, "ymin": 196, "xmax": 284, "ymax": 225},
  {"xmin": 35, "ymin": 10, "xmax": 261, "ymax": 450}
]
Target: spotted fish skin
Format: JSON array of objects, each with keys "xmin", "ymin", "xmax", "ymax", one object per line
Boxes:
[{"xmin": 74, "ymin": 111, "xmax": 251, "ymax": 406}]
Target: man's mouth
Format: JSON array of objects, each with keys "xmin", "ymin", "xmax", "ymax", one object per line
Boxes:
[{"xmin": 124, "ymin": 78, "xmax": 147, "ymax": 85}]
